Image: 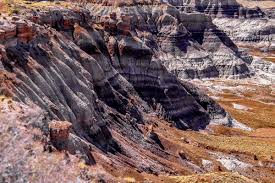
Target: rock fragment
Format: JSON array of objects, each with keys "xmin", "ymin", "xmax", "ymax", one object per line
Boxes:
[{"xmin": 49, "ymin": 120, "xmax": 72, "ymax": 149}]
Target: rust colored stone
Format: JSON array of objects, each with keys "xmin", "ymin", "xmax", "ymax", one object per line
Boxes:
[{"xmin": 49, "ymin": 120, "xmax": 72, "ymax": 148}]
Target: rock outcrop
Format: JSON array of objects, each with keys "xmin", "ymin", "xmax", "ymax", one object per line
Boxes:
[{"xmin": 49, "ymin": 120, "xmax": 72, "ymax": 149}]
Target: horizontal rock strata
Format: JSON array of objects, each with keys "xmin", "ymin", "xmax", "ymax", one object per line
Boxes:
[
  {"xmin": 0, "ymin": 8, "xmax": 230, "ymax": 173},
  {"xmin": 1, "ymin": 0, "xmax": 269, "ymax": 175}
]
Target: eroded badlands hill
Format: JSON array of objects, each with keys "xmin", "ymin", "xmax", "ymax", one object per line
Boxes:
[{"xmin": 0, "ymin": 0, "xmax": 274, "ymax": 182}]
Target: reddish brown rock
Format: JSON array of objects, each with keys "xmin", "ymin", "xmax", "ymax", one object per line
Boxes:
[
  {"xmin": 16, "ymin": 21, "xmax": 35, "ymax": 42},
  {"xmin": 49, "ymin": 120, "xmax": 72, "ymax": 148},
  {"xmin": 3, "ymin": 24, "xmax": 16, "ymax": 40},
  {"xmin": 63, "ymin": 18, "xmax": 74, "ymax": 30},
  {"xmin": 116, "ymin": 14, "xmax": 132, "ymax": 35}
]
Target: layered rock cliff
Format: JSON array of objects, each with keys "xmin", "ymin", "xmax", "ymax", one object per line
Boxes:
[
  {"xmin": 163, "ymin": 0, "xmax": 274, "ymax": 80},
  {"xmin": 0, "ymin": 0, "xmax": 274, "ymax": 181},
  {"xmin": 88, "ymin": 1, "xmax": 255, "ymax": 79},
  {"xmin": 0, "ymin": 5, "xmax": 233, "ymax": 175},
  {"xmin": 0, "ymin": 0, "xmax": 266, "ymax": 158},
  {"xmin": 170, "ymin": 0, "xmax": 265, "ymax": 18}
]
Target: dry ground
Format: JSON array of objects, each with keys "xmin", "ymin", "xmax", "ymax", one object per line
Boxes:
[
  {"xmin": 192, "ymin": 79, "xmax": 275, "ymax": 129},
  {"xmin": 1, "ymin": 92, "xmax": 274, "ymax": 182},
  {"xmin": 170, "ymin": 172, "xmax": 257, "ymax": 183},
  {"xmin": 239, "ymin": 46, "xmax": 275, "ymax": 64},
  {"xmin": 236, "ymin": 0, "xmax": 275, "ymax": 9}
]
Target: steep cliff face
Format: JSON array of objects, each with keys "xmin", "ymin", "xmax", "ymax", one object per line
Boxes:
[
  {"xmin": 157, "ymin": 0, "xmax": 274, "ymax": 54},
  {"xmin": 213, "ymin": 16, "xmax": 275, "ymax": 52}
]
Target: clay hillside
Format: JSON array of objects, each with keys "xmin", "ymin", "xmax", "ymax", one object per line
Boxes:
[{"xmin": 0, "ymin": 0, "xmax": 274, "ymax": 182}]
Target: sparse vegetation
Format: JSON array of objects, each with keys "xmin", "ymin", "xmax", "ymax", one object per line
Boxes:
[
  {"xmin": 193, "ymin": 79, "xmax": 275, "ymax": 129},
  {"xmin": 170, "ymin": 172, "xmax": 256, "ymax": 183},
  {"xmin": 217, "ymin": 85, "xmax": 275, "ymax": 129},
  {"xmin": 180, "ymin": 131, "xmax": 275, "ymax": 160},
  {"xmin": 0, "ymin": 0, "xmax": 72, "ymax": 14},
  {"xmin": 123, "ymin": 177, "xmax": 136, "ymax": 183}
]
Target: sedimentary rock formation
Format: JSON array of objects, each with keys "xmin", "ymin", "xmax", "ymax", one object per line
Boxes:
[
  {"xmin": 213, "ymin": 17, "xmax": 275, "ymax": 52},
  {"xmin": 0, "ymin": 5, "xmax": 233, "ymax": 174},
  {"xmin": 1, "ymin": 0, "xmax": 269, "ymax": 162},
  {"xmin": 1, "ymin": 3, "xmax": 240, "ymax": 132},
  {"xmin": 1, "ymin": 0, "xmax": 274, "ymax": 181},
  {"xmin": 167, "ymin": 0, "xmax": 265, "ymax": 18},
  {"xmin": 88, "ymin": 1, "xmax": 255, "ymax": 79}
]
